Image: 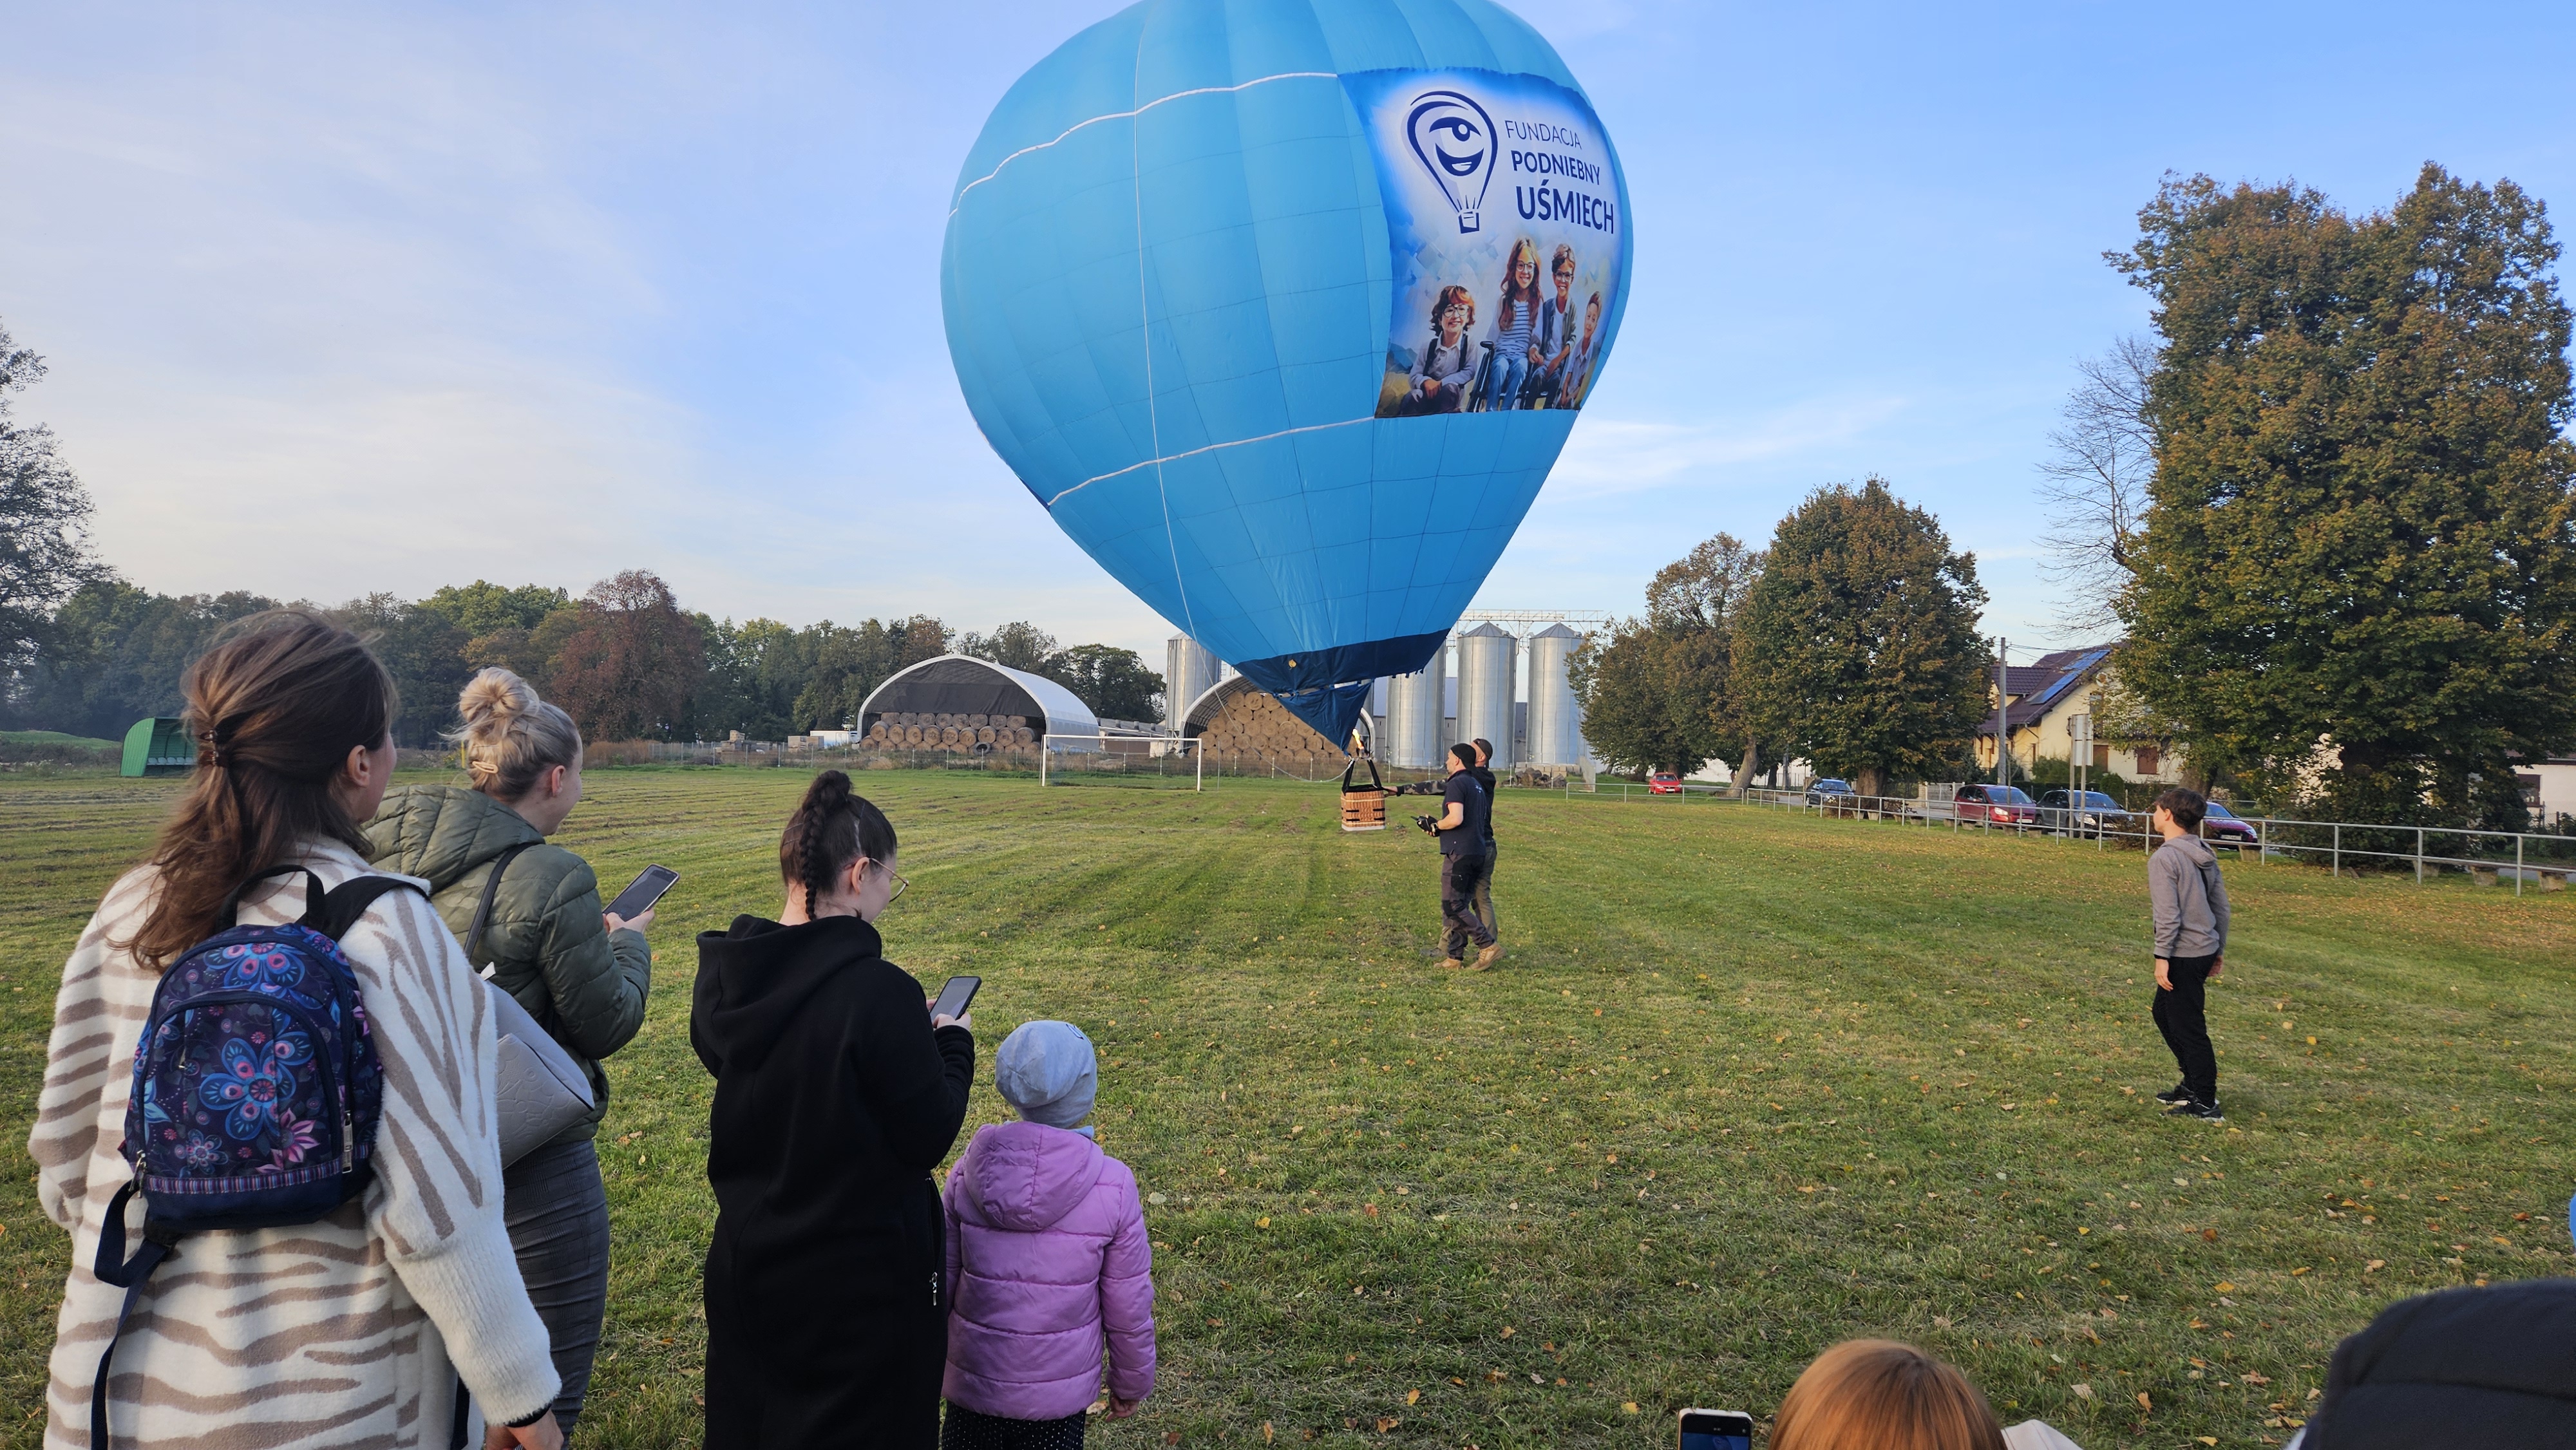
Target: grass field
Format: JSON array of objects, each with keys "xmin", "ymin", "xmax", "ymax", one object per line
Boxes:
[{"xmin": 3, "ymin": 767, "xmax": 2571, "ymax": 1449}]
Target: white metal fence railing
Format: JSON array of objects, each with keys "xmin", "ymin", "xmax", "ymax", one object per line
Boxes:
[{"xmin": 1556, "ymin": 780, "xmax": 2576, "ymax": 898}]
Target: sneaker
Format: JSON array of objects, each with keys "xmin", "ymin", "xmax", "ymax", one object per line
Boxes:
[
  {"xmin": 2172, "ymin": 1098, "xmax": 2224, "ymax": 1122},
  {"xmin": 1472, "ymin": 942, "xmax": 1504, "ymax": 970},
  {"xmin": 2155, "ymin": 1083, "xmax": 2193, "ymax": 1106}
]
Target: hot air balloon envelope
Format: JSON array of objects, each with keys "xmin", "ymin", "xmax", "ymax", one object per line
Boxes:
[{"xmin": 941, "ymin": 0, "xmax": 1631, "ymax": 742}]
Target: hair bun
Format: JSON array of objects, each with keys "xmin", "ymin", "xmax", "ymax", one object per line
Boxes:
[
  {"xmin": 804, "ymin": 769, "xmax": 854, "ymax": 811},
  {"xmin": 457, "ymin": 668, "xmax": 536, "ymax": 733}
]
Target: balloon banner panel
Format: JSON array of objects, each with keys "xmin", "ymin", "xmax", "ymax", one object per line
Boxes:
[{"xmin": 1342, "ymin": 68, "xmax": 1627, "ymax": 420}]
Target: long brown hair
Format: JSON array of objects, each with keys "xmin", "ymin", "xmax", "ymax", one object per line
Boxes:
[
  {"xmin": 125, "ymin": 609, "xmax": 396, "ymax": 972},
  {"xmin": 1770, "ymin": 1341, "xmax": 2006, "ymax": 1450},
  {"xmin": 779, "ymin": 769, "xmax": 897, "ymax": 914},
  {"xmin": 1496, "ymin": 237, "xmax": 1542, "ymax": 332}
]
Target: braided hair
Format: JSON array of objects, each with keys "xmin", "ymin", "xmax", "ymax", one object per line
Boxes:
[{"xmin": 779, "ymin": 770, "xmax": 897, "ymax": 915}]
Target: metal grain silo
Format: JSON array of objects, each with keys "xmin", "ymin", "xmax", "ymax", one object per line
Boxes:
[
  {"xmin": 1455, "ymin": 623, "xmax": 1517, "ymax": 772},
  {"xmin": 1383, "ymin": 645, "xmax": 1447, "ymax": 770},
  {"xmin": 1525, "ymin": 623, "xmax": 1584, "ymax": 767},
  {"xmin": 1164, "ymin": 636, "xmax": 1218, "ymax": 735}
]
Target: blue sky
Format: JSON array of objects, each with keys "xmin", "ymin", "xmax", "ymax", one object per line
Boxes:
[{"xmin": 5, "ymin": 1, "xmax": 2572, "ymax": 666}]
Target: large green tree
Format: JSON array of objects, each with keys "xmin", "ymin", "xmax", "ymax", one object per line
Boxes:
[
  {"xmin": 0, "ymin": 321, "xmax": 106, "ymax": 683},
  {"xmin": 1568, "ymin": 534, "xmax": 1761, "ymax": 777},
  {"xmin": 1042, "ymin": 643, "xmax": 1164, "ymax": 723},
  {"xmin": 330, "ymin": 594, "xmax": 471, "ymax": 747},
  {"xmin": 2112, "ymin": 166, "xmax": 2576, "ymax": 822},
  {"xmin": 12, "ymin": 583, "xmax": 277, "ymax": 739},
  {"xmin": 1732, "ymin": 480, "xmax": 1989, "ymax": 800}
]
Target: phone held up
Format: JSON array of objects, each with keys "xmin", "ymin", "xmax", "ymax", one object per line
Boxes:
[
  {"xmin": 1678, "ymin": 1408, "xmax": 1754, "ymax": 1450},
  {"xmin": 606, "ymin": 865, "xmax": 679, "ymax": 922},
  {"xmin": 929, "ymin": 974, "xmax": 981, "ymax": 1023}
]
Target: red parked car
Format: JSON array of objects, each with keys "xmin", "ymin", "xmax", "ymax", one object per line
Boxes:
[
  {"xmin": 1648, "ymin": 772, "xmax": 1683, "ymax": 795},
  {"xmin": 2201, "ymin": 799, "xmax": 2260, "ymax": 847},
  {"xmin": 1954, "ymin": 783, "xmax": 2040, "ymax": 825}
]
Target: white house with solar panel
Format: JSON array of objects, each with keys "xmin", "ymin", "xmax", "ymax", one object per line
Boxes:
[{"xmin": 1974, "ymin": 644, "xmax": 2186, "ymax": 786}]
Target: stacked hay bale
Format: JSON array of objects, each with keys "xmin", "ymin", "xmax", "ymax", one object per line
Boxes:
[
  {"xmin": 858, "ymin": 711, "xmax": 1039, "ymax": 754},
  {"xmin": 1191, "ymin": 688, "xmax": 1343, "ymax": 777}
]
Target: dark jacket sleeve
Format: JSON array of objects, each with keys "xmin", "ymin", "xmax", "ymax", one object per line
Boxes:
[
  {"xmin": 690, "ymin": 956, "xmax": 725, "ymax": 1079},
  {"xmin": 855, "ymin": 968, "xmax": 974, "ymax": 1170},
  {"xmin": 524, "ymin": 858, "xmax": 652, "ymax": 1060}
]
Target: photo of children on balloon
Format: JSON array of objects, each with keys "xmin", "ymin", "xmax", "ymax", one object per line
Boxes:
[{"xmin": 1347, "ymin": 66, "xmax": 1629, "ymax": 420}]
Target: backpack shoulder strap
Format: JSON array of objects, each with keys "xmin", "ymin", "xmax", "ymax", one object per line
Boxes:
[
  {"xmin": 221, "ymin": 864, "xmax": 326, "ymax": 929},
  {"xmin": 465, "ymin": 842, "xmax": 541, "ymax": 964},
  {"xmin": 314, "ymin": 876, "xmax": 427, "ymax": 942}
]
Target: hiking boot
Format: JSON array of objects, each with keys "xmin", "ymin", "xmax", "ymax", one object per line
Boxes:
[
  {"xmin": 2154, "ymin": 1083, "xmax": 2193, "ymax": 1106},
  {"xmin": 2172, "ymin": 1098, "xmax": 2224, "ymax": 1122},
  {"xmin": 1472, "ymin": 942, "xmax": 1504, "ymax": 970},
  {"xmin": 1437, "ymin": 956, "xmax": 1465, "ymax": 970}
]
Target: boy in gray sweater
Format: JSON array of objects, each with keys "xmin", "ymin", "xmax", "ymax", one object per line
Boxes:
[{"xmin": 2148, "ymin": 787, "xmax": 2231, "ymax": 1121}]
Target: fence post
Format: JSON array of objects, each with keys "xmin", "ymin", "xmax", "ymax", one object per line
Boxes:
[
  {"xmin": 2516, "ymin": 833, "xmax": 2524, "ymax": 898},
  {"xmin": 2332, "ymin": 823, "xmax": 2340, "ymax": 878},
  {"xmin": 2416, "ymin": 826, "xmax": 2425, "ymax": 885}
]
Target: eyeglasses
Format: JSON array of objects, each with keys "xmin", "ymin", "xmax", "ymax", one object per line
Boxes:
[{"xmin": 882, "ymin": 869, "xmax": 910, "ymax": 907}]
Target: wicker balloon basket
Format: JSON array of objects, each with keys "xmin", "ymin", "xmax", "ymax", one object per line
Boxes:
[{"xmin": 1340, "ymin": 759, "xmax": 1388, "ymax": 832}]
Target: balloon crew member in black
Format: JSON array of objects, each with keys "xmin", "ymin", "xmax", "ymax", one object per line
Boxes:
[
  {"xmin": 691, "ymin": 772, "xmax": 975, "ymax": 1449},
  {"xmin": 1420, "ymin": 742, "xmax": 1499, "ymax": 970},
  {"xmin": 1468, "ymin": 737, "xmax": 1499, "ymax": 946}
]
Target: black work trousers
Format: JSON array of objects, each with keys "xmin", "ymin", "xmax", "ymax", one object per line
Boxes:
[
  {"xmin": 1440, "ymin": 852, "xmax": 1495, "ymax": 955},
  {"xmin": 2153, "ymin": 954, "xmax": 2219, "ymax": 1104}
]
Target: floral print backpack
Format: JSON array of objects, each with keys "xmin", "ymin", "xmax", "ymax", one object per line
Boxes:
[{"xmin": 89, "ymin": 863, "xmax": 421, "ymax": 1448}]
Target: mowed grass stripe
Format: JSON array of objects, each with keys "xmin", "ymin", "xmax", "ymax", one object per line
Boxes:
[{"xmin": 1, "ymin": 768, "xmax": 2568, "ymax": 1449}]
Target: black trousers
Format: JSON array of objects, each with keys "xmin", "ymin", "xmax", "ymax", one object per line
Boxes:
[
  {"xmin": 2154, "ymin": 954, "xmax": 2219, "ymax": 1103},
  {"xmin": 1440, "ymin": 852, "xmax": 1495, "ymax": 954},
  {"xmin": 942, "ymin": 1406, "xmax": 1087, "ymax": 1450},
  {"xmin": 1470, "ymin": 839, "xmax": 1498, "ymax": 943}
]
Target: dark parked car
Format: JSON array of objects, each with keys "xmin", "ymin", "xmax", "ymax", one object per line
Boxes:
[
  {"xmin": 1805, "ymin": 777, "xmax": 1856, "ymax": 805},
  {"xmin": 1953, "ymin": 783, "xmax": 2040, "ymax": 826},
  {"xmin": 2201, "ymin": 798, "xmax": 2260, "ymax": 847},
  {"xmin": 2038, "ymin": 788, "xmax": 2134, "ymax": 837}
]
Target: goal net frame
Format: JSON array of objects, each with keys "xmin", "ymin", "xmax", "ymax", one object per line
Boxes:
[{"xmin": 1038, "ymin": 733, "xmax": 1204, "ymax": 791}]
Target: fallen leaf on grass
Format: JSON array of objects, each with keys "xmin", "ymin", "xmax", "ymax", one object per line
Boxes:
[
  {"xmin": 1500, "ymin": 1326, "xmax": 1515, "ymax": 1338},
  {"xmin": 2244, "ymin": 1371, "xmax": 2272, "ymax": 1386},
  {"xmin": 1256, "ymin": 1217, "xmax": 1271, "ymax": 1229},
  {"xmin": 1622, "ymin": 1402, "xmax": 1640, "ymax": 1415},
  {"xmin": 1376, "ymin": 1418, "xmax": 1400, "ymax": 1433},
  {"xmin": 1405, "ymin": 1389, "xmax": 1419, "ymax": 1406},
  {"xmin": 2215, "ymin": 1281, "xmax": 2236, "ymax": 1293},
  {"xmin": 2137, "ymin": 1391, "xmax": 2153, "ymax": 1411},
  {"xmin": 2366, "ymin": 1259, "xmax": 2386, "ymax": 1272},
  {"xmin": 2072, "ymin": 1384, "xmax": 2092, "ymax": 1399}
]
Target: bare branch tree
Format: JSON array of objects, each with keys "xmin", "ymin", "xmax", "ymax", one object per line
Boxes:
[{"xmin": 2034, "ymin": 334, "xmax": 2156, "ymax": 635}]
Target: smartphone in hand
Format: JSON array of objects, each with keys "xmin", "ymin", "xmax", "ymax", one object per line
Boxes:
[
  {"xmin": 1678, "ymin": 1409, "xmax": 1754, "ymax": 1450},
  {"xmin": 929, "ymin": 975, "xmax": 981, "ymax": 1022},
  {"xmin": 606, "ymin": 865, "xmax": 679, "ymax": 921}
]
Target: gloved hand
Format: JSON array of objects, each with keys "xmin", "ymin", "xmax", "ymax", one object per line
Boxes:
[{"xmin": 1414, "ymin": 814, "xmax": 1440, "ymax": 834}]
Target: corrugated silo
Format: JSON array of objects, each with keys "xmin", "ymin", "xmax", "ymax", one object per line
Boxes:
[
  {"xmin": 1165, "ymin": 636, "xmax": 1218, "ymax": 735},
  {"xmin": 1455, "ymin": 623, "xmax": 1517, "ymax": 771},
  {"xmin": 1525, "ymin": 623, "xmax": 1584, "ymax": 766},
  {"xmin": 1383, "ymin": 646, "xmax": 1446, "ymax": 769}
]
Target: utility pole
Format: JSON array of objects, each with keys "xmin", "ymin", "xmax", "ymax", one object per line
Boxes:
[{"xmin": 1993, "ymin": 636, "xmax": 2009, "ymax": 788}]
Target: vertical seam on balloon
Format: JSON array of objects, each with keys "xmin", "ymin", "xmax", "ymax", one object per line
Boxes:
[
  {"xmin": 947, "ymin": 72, "xmax": 1340, "ymax": 217},
  {"xmin": 1041, "ymin": 418, "xmax": 1372, "ymax": 508},
  {"xmin": 1130, "ymin": 44, "xmax": 1195, "ymax": 640}
]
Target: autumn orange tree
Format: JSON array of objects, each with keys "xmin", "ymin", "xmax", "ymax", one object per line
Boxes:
[{"xmin": 547, "ymin": 570, "xmax": 707, "ymax": 740}]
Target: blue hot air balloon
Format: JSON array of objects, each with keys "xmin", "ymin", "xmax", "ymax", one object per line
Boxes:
[{"xmin": 942, "ymin": 0, "xmax": 1631, "ymax": 742}]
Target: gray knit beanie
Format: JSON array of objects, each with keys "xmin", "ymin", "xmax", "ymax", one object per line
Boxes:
[{"xmin": 994, "ymin": 1020, "xmax": 1098, "ymax": 1135}]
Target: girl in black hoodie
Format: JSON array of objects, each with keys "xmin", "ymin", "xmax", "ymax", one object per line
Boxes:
[{"xmin": 692, "ymin": 772, "xmax": 975, "ymax": 1448}]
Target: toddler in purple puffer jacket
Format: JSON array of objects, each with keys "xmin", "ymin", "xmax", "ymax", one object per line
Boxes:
[{"xmin": 942, "ymin": 1021, "xmax": 1155, "ymax": 1449}]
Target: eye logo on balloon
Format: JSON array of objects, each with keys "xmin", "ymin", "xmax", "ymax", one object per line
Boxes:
[{"xmin": 1405, "ymin": 89, "xmax": 1495, "ymax": 234}]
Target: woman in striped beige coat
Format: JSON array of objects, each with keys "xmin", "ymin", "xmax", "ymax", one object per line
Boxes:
[{"xmin": 29, "ymin": 610, "xmax": 565, "ymax": 1449}]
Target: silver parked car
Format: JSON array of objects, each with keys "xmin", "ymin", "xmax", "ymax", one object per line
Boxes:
[{"xmin": 2038, "ymin": 788, "xmax": 2136, "ymax": 838}]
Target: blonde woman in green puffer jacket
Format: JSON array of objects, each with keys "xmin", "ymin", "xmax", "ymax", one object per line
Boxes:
[{"xmin": 365, "ymin": 668, "xmax": 650, "ymax": 1442}]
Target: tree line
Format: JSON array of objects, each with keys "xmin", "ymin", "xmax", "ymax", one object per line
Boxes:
[{"xmin": 6, "ymin": 566, "xmax": 1164, "ymax": 749}]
